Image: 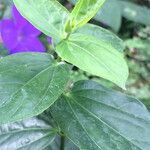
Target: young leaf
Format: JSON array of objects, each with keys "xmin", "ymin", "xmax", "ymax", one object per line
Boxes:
[
  {"xmin": 69, "ymin": 0, "xmax": 122, "ymax": 32},
  {"xmin": 56, "ymin": 32, "xmax": 128, "ymax": 89},
  {"xmin": 69, "ymin": 0, "xmax": 106, "ymax": 29},
  {"xmin": 0, "ymin": 114, "xmax": 56, "ymax": 149},
  {"xmin": 0, "ymin": 53, "xmax": 70, "ymax": 124},
  {"xmin": 13, "ymin": 0, "xmax": 70, "ymax": 44},
  {"xmin": 51, "ymin": 80, "xmax": 150, "ymax": 150}
]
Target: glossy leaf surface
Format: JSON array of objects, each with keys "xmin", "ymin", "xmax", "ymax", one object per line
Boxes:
[
  {"xmin": 13, "ymin": 0, "xmax": 70, "ymax": 44},
  {"xmin": 0, "ymin": 114, "xmax": 56, "ymax": 149},
  {"xmin": 70, "ymin": 0, "xmax": 106, "ymax": 28},
  {"xmin": 56, "ymin": 32, "xmax": 128, "ymax": 88},
  {"xmin": 51, "ymin": 80, "xmax": 150, "ymax": 150},
  {"xmin": 0, "ymin": 53, "xmax": 70, "ymax": 124}
]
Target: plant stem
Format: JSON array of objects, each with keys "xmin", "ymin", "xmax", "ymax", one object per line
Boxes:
[{"xmin": 60, "ymin": 135, "xmax": 65, "ymax": 150}]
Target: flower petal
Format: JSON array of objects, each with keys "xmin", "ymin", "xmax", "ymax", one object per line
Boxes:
[
  {"xmin": 23, "ymin": 22, "xmax": 41, "ymax": 37},
  {"xmin": 0, "ymin": 21, "xmax": 2, "ymax": 43},
  {"xmin": 12, "ymin": 5, "xmax": 27, "ymax": 29},
  {"xmin": 9, "ymin": 37, "xmax": 46, "ymax": 54},
  {"xmin": 12, "ymin": 5, "xmax": 41, "ymax": 36},
  {"xmin": 1, "ymin": 19, "xmax": 18, "ymax": 49},
  {"xmin": 0, "ymin": 21, "xmax": 2, "ymax": 37}
]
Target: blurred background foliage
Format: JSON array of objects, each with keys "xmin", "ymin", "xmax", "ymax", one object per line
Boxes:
[{"xmin": 0, "ymin": 0, "xmax": 150, "ymax": 111}]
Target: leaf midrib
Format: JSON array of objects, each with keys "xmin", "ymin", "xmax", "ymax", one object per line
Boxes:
[
  {"xmin": 67, "ymin": 41, "xmax": 118, "ymax": 79},
  {"xmin": 0, "ymin": 65, "xmax": 55, "ymax": 109},
  {"xmin": 66, "ymin": 97, "xmax": 102, "ymax": 150},
  {"xmin": 7, "ymin": 65, "xmax": 57, "ymax": 119},
  {"xmin": 70, "ymin": 34, "xmax": 123, "ymax": 59},
  {"xmin": 72, "ymin": 91, "xmax": 150, "ymax": 123},
  {"xmin": 69, "ymin": 96, "xmax": 142, "ymax": 150},
  {"xmin": 32, "ymin": 67, "xmax": 56, "ymax": 112}
]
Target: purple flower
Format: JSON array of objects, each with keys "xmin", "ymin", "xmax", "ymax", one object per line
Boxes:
[{"xmin": 0, "ymin": 5, "xmax": 46, "ymax": 54}]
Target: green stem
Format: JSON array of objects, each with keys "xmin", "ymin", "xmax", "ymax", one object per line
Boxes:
[{"xmin": 60, "ymin": 134, "xmax": 65, "ymax": 150}]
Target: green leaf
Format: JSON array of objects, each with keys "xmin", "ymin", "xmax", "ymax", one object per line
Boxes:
[
  {"xmin": 69, "ymin": 0, "xmax": 106, "ymax": 29},
  {"xmin": 119, "ymin": 1, "xmax": 150, "ymax": 26},
  {"xmin": 56, "ymin": 31, "xmax": 128, "ymax": 89},
  {"xmin": 0, "ymin": 53, "xmax": 70, "ymax": 124},
  {"xmin": 75, "ymin": 23, "xmax": 125, "ymax": 52},
  {"xmin": 13, "ymin": 0, "xmax": 70, "ymax": 44},
  {"xmin": 0, "ymin": 114, "xmax": 56, "ymax": 149},
  {"xmin": 51, "ymin": 80, "xmax": 150, "ymax": 150}
]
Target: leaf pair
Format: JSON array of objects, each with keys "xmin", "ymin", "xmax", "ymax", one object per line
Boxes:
[
  {"xmin": 14, "ymin": 0, "xmax": 129, "ymax": 89},
  {"xmin": 1, "ymin": 80, "xmax": 150, "ymax": 149}
]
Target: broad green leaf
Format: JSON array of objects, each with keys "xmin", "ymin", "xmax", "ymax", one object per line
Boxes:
[
  {"xmin": 69, "ymin": 0, "xmax": 106, "ymax": 29},
  {"xmin": 119, "ymin": 1, "xmax": 150, "ymax": 26},
  {"xmin": 51, "ymin": 80, "xmax": 150, "ymax": 150},
  {"xmin": 75, "ymin": 23, "xmax": 125, "ymax": 52},
  {"xmin": 13, "ymin": 0, "xmax": 70, "ymax": 44},
  {"xmin": 56, "ymin": 32, "xmax": 128, "ymax": 89},
  {"xmin": 0, "ymin": 114, "xmax": 57, "ymax": 149},
  {"xmin": 0, "ymin": 53, "xmax": 70, "ymax": 124}
]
